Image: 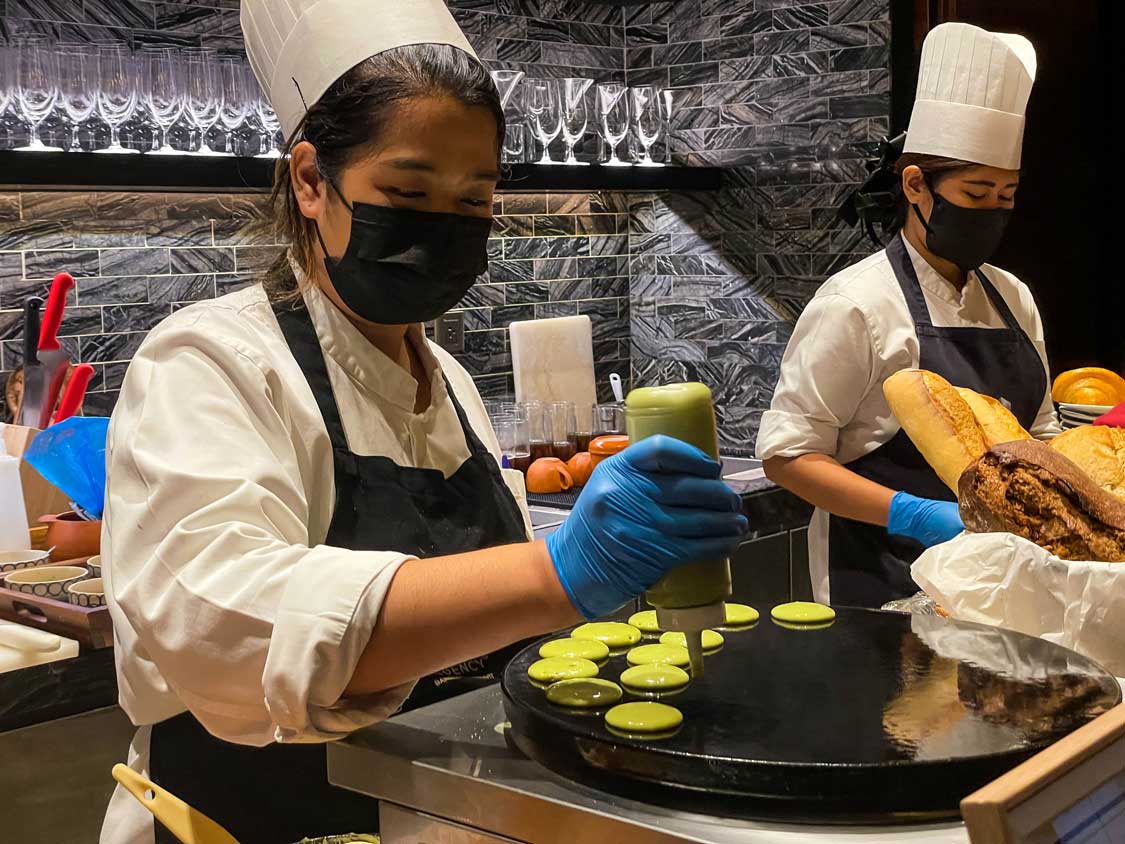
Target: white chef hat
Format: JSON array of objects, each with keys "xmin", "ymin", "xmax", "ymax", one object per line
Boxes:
[
  {"xmin": 904, "ymin": 22, "xmax": 1037, "ymax": 170},
  {"xmin": 241, "ymin": 0, "xmax": 480, "ymax": 140}
]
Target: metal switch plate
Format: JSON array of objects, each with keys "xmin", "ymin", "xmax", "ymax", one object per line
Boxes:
[{"xmin": 434, "ymin": 312, "xmax": 465, "ymax": 353}]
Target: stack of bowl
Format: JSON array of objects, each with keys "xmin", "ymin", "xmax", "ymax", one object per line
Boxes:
[
  {"xmin": 0, "ymin": 551, "xmax": 106, "ymax": 607},
  {"xmin": 1058, "ymin": 403, "xmax": 1112, "ymax": 431}
]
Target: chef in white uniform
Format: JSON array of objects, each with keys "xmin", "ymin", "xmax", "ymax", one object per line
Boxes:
[
  {"xmin": 757, "ymin": 23, "xmax": 1060, "ymax": 610},
  {"xmin": 99, "ymin": 2, "xmax": 748, "ymax": 842}
]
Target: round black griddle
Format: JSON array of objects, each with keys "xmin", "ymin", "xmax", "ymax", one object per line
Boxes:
[{"xmin": 501, "ymin": 608, "xmax": 1121, "ymax": 822}]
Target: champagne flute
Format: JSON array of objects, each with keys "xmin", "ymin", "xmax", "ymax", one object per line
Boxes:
[
  {"xmin": 217, "ymin": 57, "xmax": 249, "ymax": 155},
  {"xmin": 525, "ymin": 78, "xmax": 562, "ymax": 165},
  {"xmin": 58, "ymin": 45, "xmax": 97, "ymax": 152},
  {"xmin": 184, "ymin": 48, "xmax": 222, "ymax": 155},
  {"xmin": 597, "ymin": 82, "xmax": 631, "ymax": 167},
  {"xmin": 631, "ymin": 85, "xmax": 663, "ymax": 167},
  {"xmin": 254, "ymin": 96, "xmax": 281, "ymax": 158},
  {"xmin": 560, "ymin": 77, "xmax": 592, "ymax": 166},
  {"xmin": 141, "ymin": 47, "xmax": 185, "ymax": 155},
  {"xmin": 95, "ymin": 44, "xmax": 139, "ymax": 154},
  {"xmin": 14, "ymin": 35, "xmax": 61, "ymax": 151},
  {"xmin": 0, "ymin": 43, "xmax": 14, "ymax": 126}
]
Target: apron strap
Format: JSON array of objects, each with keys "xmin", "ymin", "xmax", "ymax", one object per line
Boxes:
[
  {"xmin": 885, "ymin": 233, "xmax": 935, "ymax": 328},
  {"xmin": 272, "ymin": 302, "xmax": 350, "ymax": 453},
  {"xmin": 973, "ymin": 267, "xmax": 1023, "ymax": 332}
]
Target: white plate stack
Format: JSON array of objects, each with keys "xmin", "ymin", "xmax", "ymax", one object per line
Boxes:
[{"xmin": 1058, "ymin": 402, "xmax": 1113, "ymax": 430}]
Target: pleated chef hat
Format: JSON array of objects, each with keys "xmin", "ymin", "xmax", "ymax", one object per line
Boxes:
[
  {"xmin": 241, "ymin": 0, "xmax": 479, "ymax": 140},
  {"xmin": 904, "ymin": 22, "xmax": 1037, "ymax": 170}
]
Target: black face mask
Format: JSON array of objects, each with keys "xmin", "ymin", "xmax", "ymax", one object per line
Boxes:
[
  {"xmin": 315, "ymin": 186, "xmax": 491, "ymax": 325},
  {"xmin": 911, "ymin": 183, "xmax": 1012, "ymax": 273}
]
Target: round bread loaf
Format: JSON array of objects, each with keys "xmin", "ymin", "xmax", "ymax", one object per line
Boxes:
[{"xmin": 1049, "ymin": 425, "xmax": 1125, "ymax": 500}]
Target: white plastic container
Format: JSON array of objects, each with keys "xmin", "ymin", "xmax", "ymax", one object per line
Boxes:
[{"xmin": 0, "ymin": 427, "xmax": 30, "ymax": 553}]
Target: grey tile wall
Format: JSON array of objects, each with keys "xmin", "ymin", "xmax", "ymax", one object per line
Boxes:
[{"xmin": 626, "ymin": 0, "xmax": 891, "ymax": 456}]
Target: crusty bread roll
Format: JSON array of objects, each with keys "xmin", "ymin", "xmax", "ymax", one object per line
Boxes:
[
  {"xmin": 955, "ymin": 387, "xmax": 1032, "ymax": 447},
  {"xmin": 884, "ymin": 369, "xmax": 987, "ymax": 492},
  {"xmin": 959, "ymin": 440, "xmax": 1125, "ymax": 562},
  {"xmin": 1049, "ymin": 425, "xmax": 1125, "ymax": 500},
  {"xmin": 1052, "ymin": 367, "xmax": 1125, "ymax": 406}
]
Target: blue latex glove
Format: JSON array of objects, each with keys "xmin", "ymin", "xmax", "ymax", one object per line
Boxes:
[
  {"xmin": 887, "ymin": 491, "xmax": 964, "ymax": 548},
  {"xmin": 545, "ymin": 435, "xmax": 749, "ymax": 619}
]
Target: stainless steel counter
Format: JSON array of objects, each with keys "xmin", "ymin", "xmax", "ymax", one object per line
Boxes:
[{"xmin": 328, "ymin": 687, "xmax": 969, "ymax": 844}]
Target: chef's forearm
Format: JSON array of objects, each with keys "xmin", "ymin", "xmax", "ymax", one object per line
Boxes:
[
  {"xmin": 343, "ymin": 539, "xmax": 580, "ymax": 697},
  {"xmin": 764, "ymin": 454, "xmax": 896, "ymax": 526}
]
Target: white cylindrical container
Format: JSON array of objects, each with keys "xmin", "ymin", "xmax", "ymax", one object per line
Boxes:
[{"xmin": 0, "ymin": 427, "xmax": 30, "ymax": 552}]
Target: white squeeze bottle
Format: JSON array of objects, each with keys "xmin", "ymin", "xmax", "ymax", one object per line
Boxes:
[{"xmin": 0, "ymin": 427, "xmax": 31, "ymax": 552}]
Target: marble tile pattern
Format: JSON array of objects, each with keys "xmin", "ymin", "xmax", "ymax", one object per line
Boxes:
[
  {"xmin": 0, "ymin": 190, "xmax": 633, "ymax": 419},
  {"xmin": 624, "ymin": 0, "xmax": 891, "ymax": 456}
]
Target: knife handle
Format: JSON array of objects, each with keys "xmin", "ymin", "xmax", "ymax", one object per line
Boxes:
[
  {"xmin": 54, "ymin": 364, "xmax": 94, "ymax": 424},
  {"xmin": 23, "ymin": 297, "xmax": 43, "ymax": 367},
  {"xmin": 39, "ymin": 272, "xmax": 75, "ymax": 353}
]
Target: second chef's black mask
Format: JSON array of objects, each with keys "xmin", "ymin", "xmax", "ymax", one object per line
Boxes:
[
  {"xmin": 315, "ymin": 182, "xmax": 491, "ymax": 325},
  {"xmin": 911, "ymin": 179, "xmax": 1012, "ymax": 273}
]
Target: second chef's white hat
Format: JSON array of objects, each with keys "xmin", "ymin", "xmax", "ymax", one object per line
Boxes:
[
  {"xmin": 241, "ymin": 0, "xmax": 480, "ymax": 140},
  {"xmin": 904, "ymin": 22, "xmax": 1037, "ymax": 170}
]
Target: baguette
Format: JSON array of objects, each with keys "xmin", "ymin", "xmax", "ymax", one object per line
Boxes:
[
  {"xmin": 958, "ymin": 440, "xmax": 1125, "ymax": 562},
  {"xmin": 1049, "ymin": 425, "xmax": 1125, "ymax": 500},
  {"xmin": 883, "ymin": 369, "xmax": 987, "ymax": 492},
  {"xmin": 955, "ymin": 387, "xmax": 1032, "ymax": 447}
]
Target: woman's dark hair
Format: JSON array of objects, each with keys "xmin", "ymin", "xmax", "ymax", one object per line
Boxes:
[
  {"xmin": 840, "ymin": 132, "xmax": 980, "ymax": 246},
  {"xmin": 263, "ymin": 44, "xmax": 504, "ymax": 301}
]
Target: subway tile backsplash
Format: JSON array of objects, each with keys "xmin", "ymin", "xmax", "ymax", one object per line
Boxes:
[{"xmin": 1, "ymin": 0, "xmax": 891, "ymax": 458}]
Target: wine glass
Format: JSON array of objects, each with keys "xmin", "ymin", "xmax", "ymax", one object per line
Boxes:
[
  {"xmin": 14, "ymin": 35, "xmax": 61, "ymax": 151},
  {"xmin": 217, "ymin": 57, "xmax": 249, "ymax": 155},
  {"xmin": 631, "ymin": 85, "xmax": 663, "ymax": 167},
  {"xmin": 58, "ymin": 45, "xmax": 97, "ymax": 152},
  {"xmin": 0, "ymin": 43, "xmax": 13, "ymax": 121},
  {"xmin": 560, "ymin": 77, "xmax": 592, "ymax": 166},
  {"xmin": 95, "ymin": 44, "xmax": 139, "ymax": 154},
  {"xmin": 141, "ymin": 47, "xmax": 184, "ymax": 155},
  {"xmin": 184, "ymin": 48, "xmax": 222, "ymax": 155},
  {"xmin": 489, "ymin": 69, "xmax": 525, "ymax": 164},
  {"xmin": 254, "ymin": 94, "xmax": 281, "ymax": 158},
  {"xmin": 525, "ymin": 78, "xmax": 562, "ymax": 165},
  {"xmin": 596, "ymin": 82, "xmax": 631, "ymax": 167}
]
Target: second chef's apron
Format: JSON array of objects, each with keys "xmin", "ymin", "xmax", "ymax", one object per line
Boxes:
[
  {"xmin": 147, "ymin": 300, "xmax": 530, "ymax": 844},
  {"xmin": 826, "ymin": 233, "xmax": 1046, "ymax": 608}
]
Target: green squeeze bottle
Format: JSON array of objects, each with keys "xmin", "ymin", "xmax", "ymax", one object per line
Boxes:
[{"xmin": 625, "ymin": 382, "xmax": 733, "ymax": 676}]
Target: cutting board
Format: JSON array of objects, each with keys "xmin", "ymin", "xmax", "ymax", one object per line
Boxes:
[
  {"xmin": 1, "ymin": 423, "xmax": 71, "ymax": 524},
  {"xmin": 0, "ymin": 618, "xmax": 78, "ymax": 673},
  {"xmin": 509, "ymin": 316, "xmax": 597, "ymax": 422}
]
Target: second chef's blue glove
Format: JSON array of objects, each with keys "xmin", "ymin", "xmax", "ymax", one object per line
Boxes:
[
  {"xmin": 546, "ymin": 435, "xmax": 749, "ymax": 619},
  {"xmin": 887, "ymin": 491, "xmax": 964, "ymax": 548}
]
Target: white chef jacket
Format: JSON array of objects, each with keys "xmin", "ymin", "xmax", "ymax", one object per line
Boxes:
[
  {"xmin": 756, "ymin": 236, "xmax": 1060, "ymax": 605},
  {"xmin": 100, "ymin": 260, "xmax": 530, "ymax": 844}
]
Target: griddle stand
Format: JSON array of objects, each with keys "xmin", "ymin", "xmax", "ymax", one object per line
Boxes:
[{"xmin": 327, "ymin": 686, "xmax": 970, "ymax": 844}]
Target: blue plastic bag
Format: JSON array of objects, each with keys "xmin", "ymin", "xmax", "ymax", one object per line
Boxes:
[{"xmin": 25, "ymin": 416, "xmax": 110, "ymax": 520}]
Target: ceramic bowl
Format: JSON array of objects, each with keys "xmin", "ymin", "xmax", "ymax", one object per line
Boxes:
[
  {"xmin": 0, "ymin": 549, "xmax": 51, "ymax": 575},
  {"xmin": 86, "ymin": 555, "xmax": 102, "ymax": 578},
  {"xmin": 2, "ymin": 566, "xmax": 89, "ymax": 600},
  {"xmin": 66, "ymin": 577, "xmax": 105, "ymax": 608}
]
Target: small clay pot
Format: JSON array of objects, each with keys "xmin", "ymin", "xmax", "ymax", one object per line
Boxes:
[
  {"xmin": 39, "ymin": 511, "xmax": 101, "ymax": 561},
  {"xmin": 588, "ymin": 435, "xmax": 630, "ymax": 470}
]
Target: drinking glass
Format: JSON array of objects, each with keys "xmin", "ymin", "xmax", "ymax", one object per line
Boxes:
[
  {"xmin": 659, "ymin": 88, "xmax": 675, "ymax": 164},
  {"xmin": 574, "ymin": 401, "xmax": 594, "ymax": 453},
  {"xmin": 95, "ymin": 44, "xmax": 139, "ymax": 154},
  {"xmin": 525, "ymin": 78, "xmax": 562, "ymax": 165},
  {"xmin": 0, "ymin": 42, "xmax": 15, "ymax": 123},
  {"xmin": 255, "ymin": 95, "xmax": 281, "ymax": 159},
  {"xmin": 184, "ymin": 48, "xmax": 222, "ymax": 155},
  {"xmin": 494, "ymin": 414, "xmax": 532, "ymax": 474},
  {"xmin": 217, "ymin": 57, "xmax": 249, "ymax": 155},
  {"xmin": 560, "ymin": 77, "xmax": 592, "ymax": 166},
  {"xmin": 594, "ymin": 402, "xmax": 626, "ymax": 436},
  {"xmin": 547, "ymin": 401, "xmax": 578, "ymax": 461},
  {"xmin": 489, "ymin": 69, "xmax": 525, "ymax": 164},
  {"xmin": 141, "ymin": 47, "xmax": 184, "ymax": 155},
  {"xmin": 14, "ymin": 35, "xmax": 61, "ymax": 151},
  {"xmin": 596, "ymin": 82, "xmax": 630, "ymax": 167},
  {"xmin": 631, "ymin": 85, "xmax": 663, "ymax": 167},
  {"xmin": 57, "ymin": 45, "xmax": 97, "ymax": 152},
  {"xmin": 521, "ymin": 400, "xmax": 552, "ymax": 461}
]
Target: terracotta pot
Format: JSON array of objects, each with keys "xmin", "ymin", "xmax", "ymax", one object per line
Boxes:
[{"xmin": 39, "ymin": 511, "xmax": 101, "ymax": 561}]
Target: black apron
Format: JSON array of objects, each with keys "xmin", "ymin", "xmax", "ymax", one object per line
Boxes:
[
  {"xmin": 148, "ymin": 302, "xmax": 529, "ymax": 844},
  {"xmin": 827, "ymin": 233, "xmax": 1046, "ymax": 609}
]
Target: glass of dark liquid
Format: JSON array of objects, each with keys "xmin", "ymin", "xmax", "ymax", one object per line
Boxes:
[
  {"xmin": 548, "ymin": 401, "xmax": 578, "ymax": 461},
  {"xmin": 494, "ymin": 412, "xmax": 532, "ymax": 474},
  {"xmin": 520, "ymin": 400, "xmax": 554, "ymax": 464}
]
